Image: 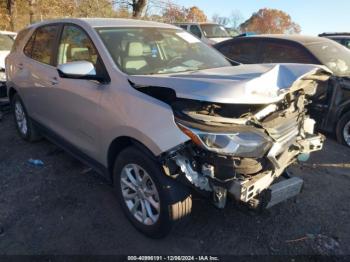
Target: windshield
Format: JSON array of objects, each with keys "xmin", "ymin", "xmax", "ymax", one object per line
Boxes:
[
  {"xmin": 0, "ymin": 34, "xmax": 14, "ymax": 51},
  {"xmin": 200, "ymin": 24, "xmax": 230, "ymax": 38},
  {"xmin": 97, "ymin": 28, "xmax": 230, "ymax": 75},
  {"xmin": 306, "ymin": 40, "xmax": 350, "ymax": 76}
]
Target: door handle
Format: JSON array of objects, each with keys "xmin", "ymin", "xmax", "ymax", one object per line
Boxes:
[{"xmin": 50, "ymin": 77, "xmax": 59, "ymax": 85}]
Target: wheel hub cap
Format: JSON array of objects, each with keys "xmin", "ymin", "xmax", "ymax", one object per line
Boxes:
[{"xmin": 120, "ymin": 164, "xmax": 160, "ymax": 225}]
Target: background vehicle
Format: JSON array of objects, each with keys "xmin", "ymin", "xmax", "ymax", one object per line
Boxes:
[
  {"xmin": 319, "ymin": 32, "xmax": 350, "ymax": 49},
  {"xmin": 214, "ymin": 35, "xmax": 350, "ymax": 148},
  {"xmin": 6, "ymin": 19, "xmax": 326, "ymax": 237},
  {"xmin": 225, "ymin": 27, "xmax": 239, "ymax": 37},
  {"xmin": 174, "ymin": 22, "xmax": 231, "ymax": 44},
  {"xmin": 0, "ymin": 31, "xmax": 16, "ymax": 98}
]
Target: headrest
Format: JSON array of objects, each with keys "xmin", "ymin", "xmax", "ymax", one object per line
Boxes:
[{"xmin": 128, "ymin": 42, "xmax": 144, "ymax": 57}]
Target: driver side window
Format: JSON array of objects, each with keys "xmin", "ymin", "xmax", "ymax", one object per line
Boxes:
[{"xmin": 57, "ymin": 25, "xmax": 98, "ymax": 66}]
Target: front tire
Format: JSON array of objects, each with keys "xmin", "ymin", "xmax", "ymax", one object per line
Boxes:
[
  {"xmin": 336, "ymin": 112, "xmax": 350, "ymax": 147},
  {"xmin": 113, "ymin": 146, "xmax": 192, "ymax": 238},
  {"xmin": 12, "ymin": 94, "xmax": 41, "ymax": 142}
]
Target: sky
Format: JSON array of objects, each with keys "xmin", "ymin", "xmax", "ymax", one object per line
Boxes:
[{"xmin": 173, "ymin": 0, "xmax": 349, "ymax": 36}]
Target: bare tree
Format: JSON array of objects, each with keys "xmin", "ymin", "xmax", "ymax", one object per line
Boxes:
[
  {"xmin": 229, "ymin": 10, "xmax": 243, "ymax": 31},
  {"xmin": 131, "ymin": 0, "xmax": 147, "ymax": 17},
  {"xmin": 28, "ymin": 0, "xmax": 35, "ymax": 24},
  {"xmin": 212, "ymin": 14, "xmax": 229, "ymax": 26},
  {"xmin": 6, "ymin": 0, "xmax": 15, "ymax": 30}
]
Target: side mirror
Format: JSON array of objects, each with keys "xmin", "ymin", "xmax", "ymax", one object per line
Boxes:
[{"xmin": 57, "ymin": 61, "xmax": 103, "ymax": 82}]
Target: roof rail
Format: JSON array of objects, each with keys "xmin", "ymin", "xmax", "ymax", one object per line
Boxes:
[{"xmin": 319, "ymin": 32, "xmax": 350, "ymax": 37}]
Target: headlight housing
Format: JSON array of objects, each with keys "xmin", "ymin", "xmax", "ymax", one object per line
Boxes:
[{"xmin": 177, "ymin": 122, "xmax": 272, "ymax": 158}]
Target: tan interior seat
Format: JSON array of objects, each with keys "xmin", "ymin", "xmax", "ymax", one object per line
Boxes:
[{"xmin": 123, "ymin": 42, "xmax": 147, "ymax": 72}]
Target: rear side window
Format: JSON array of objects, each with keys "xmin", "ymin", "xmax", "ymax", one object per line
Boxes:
[
  {"xmin": 179, "ymin": 25, "xmax": 188, "ymax": 30},
  {"xmin": 23, "ymin": 33, "xmax": 35, "ymax": 56},
  {"xmin": 217, "ymin": 40, "xmax": 260, "ymax": 64},
  {"xmin": 260, "ymin": 41, "xmax": 317, "ymax": 64},
  {"xmin": 24, "ymin": 25, "xmax": 59, "ymax": 65},
  {"xmin": 190, "ymin": 25, "xmax": 202, "ymax": 39}
]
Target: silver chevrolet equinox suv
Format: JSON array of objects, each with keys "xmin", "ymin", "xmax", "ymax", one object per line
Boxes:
[{"xmin": 6, "ymin": 18, "xmax": 330, "ymax": 237}]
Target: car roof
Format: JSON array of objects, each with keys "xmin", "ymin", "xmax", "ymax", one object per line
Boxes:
[
  {"xmin": 319, "ymin": 32, "xmax": 350, "ymax": 36},
  {"xmin": 29, "ymin": 18, "xmax": 179, "ymax": 30},
  {"xmin": 236, "ymin": 34, "xmax": 335, "ymax": 45},
  {"xmin": 324, "ymin": 35, "xmax": 350, "ymax": 39},
  {"xmin": 173, "ymin": 22, "xmax": 219, "ymax": 25}
]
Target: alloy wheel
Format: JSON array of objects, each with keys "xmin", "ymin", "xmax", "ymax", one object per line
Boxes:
[
  {"xmin": 14, "ymin": 101, "xmax": 28, "ymax": 136},
  {"xmin": 120, "ymin": 164, "xmax": 160, "ymax": 225},
  {"xmin": 343, "ymin": 120, "xmax": 350, "ymax": 146}
]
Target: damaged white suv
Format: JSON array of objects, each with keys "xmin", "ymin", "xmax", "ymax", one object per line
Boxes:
[{"xmin": 6, "ymin": 18, "xmax": 330, "ymax": 237}]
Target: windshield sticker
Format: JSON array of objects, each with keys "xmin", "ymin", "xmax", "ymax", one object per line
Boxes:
[
  {"xmin": 176, "ymin": 32, "xmax": 201, "ymax": 43},
  {"xmin": 151, "ymin": 46, "xmax": 158, "ymax": 57}
]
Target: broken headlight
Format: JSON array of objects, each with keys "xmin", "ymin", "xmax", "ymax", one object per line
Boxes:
[{"xmin": 177, "ymin": 123, "xmax": 272, "ymax": 158}]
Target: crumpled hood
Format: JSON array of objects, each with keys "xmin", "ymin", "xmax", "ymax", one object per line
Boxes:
[
  {"xmin": 129, "ymin": 64, "xmax": 331, "ymax": 104},
  {"xmin": 0, "ymin": 50, "xmax": 10, "ymax": 69}
]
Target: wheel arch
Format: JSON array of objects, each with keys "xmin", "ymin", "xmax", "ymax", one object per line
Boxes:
[
  {"xmin": 339, "ymin": 103, "xmax": 350, "ymax": 119},
  {"xmin": 8, "ymin": 87, "xmax": 17, "ymax": 103},
  {"xmin": 107, "ymin": 136, "xmax": 158, "ymax": 180},
  {"xmin": 106, "ymin": 135, "xmax": 191, "ymax": 204}
]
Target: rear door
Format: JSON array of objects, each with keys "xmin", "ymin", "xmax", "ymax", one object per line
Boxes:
[{"xmin": 17, "ymin": 24, "xmax": 60, "ymax": 124}]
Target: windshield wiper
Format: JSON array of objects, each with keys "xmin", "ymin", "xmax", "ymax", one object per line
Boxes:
[{"xmin": 225, "ymin": 57, "xmax": 241, "ymax": 66}]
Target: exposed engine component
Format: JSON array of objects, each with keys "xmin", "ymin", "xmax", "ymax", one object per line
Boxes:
[
  {"xmin": 153, "ymin": 66, "xmax": 330, "ymax": 209},
  {"xmin": 174, "ymin": 155, "xmax": 211, "ymax": 191}
]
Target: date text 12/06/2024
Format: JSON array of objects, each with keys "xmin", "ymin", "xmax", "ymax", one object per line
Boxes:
[{"xmin": 127, "ymin": 255, "xmax": 220, "ymax": 261}]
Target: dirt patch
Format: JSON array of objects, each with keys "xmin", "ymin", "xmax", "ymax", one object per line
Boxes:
[{"xmin": 0, "ymin": 113, "xmax": 349, "ymax": 255}]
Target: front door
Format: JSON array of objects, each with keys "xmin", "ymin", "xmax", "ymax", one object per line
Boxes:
[{"xmin": 46, "ymin": 24, "xmax": 108, "ymax": 159}]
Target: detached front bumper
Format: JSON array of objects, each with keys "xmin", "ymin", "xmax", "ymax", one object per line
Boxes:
[
  {"xmin": 229, "ymin": 133, "xmax": 324, "ymax": 204},
  {"xmin": 165, "ymin": 119, "xmax": 325, "ymax": 209}
]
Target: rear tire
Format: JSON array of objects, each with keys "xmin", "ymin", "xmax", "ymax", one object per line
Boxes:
[
  {"xmin": 12, "ymin": 94, "xmax": 41, "ymax": 142},
  {"xmin": 336, "ymin": 112, "xmax": 350, "ymax": 147},
  {"xmin": 113, "ymin": 146, "xmax": 192, "ymax": 238}
]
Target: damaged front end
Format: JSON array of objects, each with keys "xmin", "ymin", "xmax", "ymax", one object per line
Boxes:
[
  {"xmin": 130, "ymin": 64, "xmax": 331, "ymax": 209},
  {"xmin": 157, "ymin": 68, "xmax": 330, "ymax": 209}
]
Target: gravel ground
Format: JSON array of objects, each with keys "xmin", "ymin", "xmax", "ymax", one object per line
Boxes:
[{"xmin": 0, "ymin": 111, "xmax": 349, "ymax": 256}]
